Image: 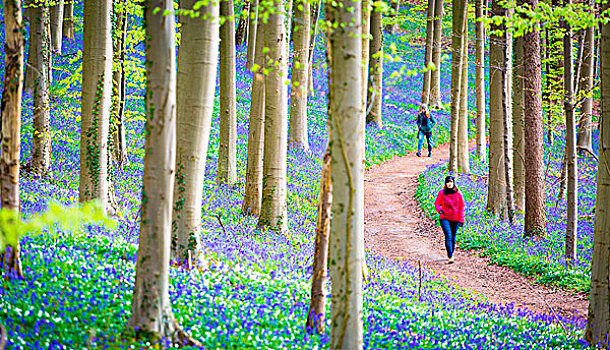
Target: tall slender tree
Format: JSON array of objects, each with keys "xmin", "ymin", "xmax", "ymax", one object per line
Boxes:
[
  {"xmin": 258, "ymin": 0, "xmax": 288, "ymax": 231},
  {"xmin": 585, "ymin": 0, "xmax": 610, "ymax": 343},
  {"xmin": 307, "ymin": 0, "xmax": 322, "ymax": 92},
  {"xmin": 421, "ymin": 0, "xmax": 435, "ymax": 104},
  {"xmin": 457, "ymin": 19, "xmax": 469, "ymax": 174},
  {"xmin": 367, "ymin": 4, "xmax": 383, "ymax": 127},
  {"xmin": 111, "ymin": 1, "xmax": 128, "ymax": 168},
  {"xmin": 79, "ymin": 0, "xmax": 113, "ymax": 215},
  {"xmin": 30, "ymin": 1, "xmax": 52, "ymax": 177},
  {"xmin": 385, "ymin": 0, "xmax": 400, "ymax": 34},
  {"xmin": 327, "ymin": 0, "xmax": 364, "ymax": 347},
  {"xmin": 486, "ymin": 0, "xmax": 512, "ymax": 219},
  {"xmin": 523, "ymin": 0, "xmax": 546, "ymax": 237},
  {"xmin": 128, "ymin": 0, "xmax": 200, "ymax": 345},
  {"xmin": 563, "ymin": 1, "xmax": 577, "ymax": 260},
  {"xmin": 1, "ymin": 0, "xmax": 25, "ymax": 278},
  {"xmin": 245, "ymin": 0, "xmax": 258, "ymax": 70},
  {"xmin": 218, "ymin": 0, "xmax": 238, "ymax": 184},
  {"xmin": 62, "ymin": 0, "xmax": 74, "ymax": 40},
  {"xmin": 49, "ymin": 0, "xmax": 63, "ymax": 54},
  {"xmin": 475, "ymin": 0, "xmax": 486, "ymax": 160},
  {"xmin": 288, "ymin": 0, "xmax": 311, "ymax": 151},
  {"xmin": 171, "ymin": 0, "xmax": 220, "ymax": 265},
  {"xmin": 242, "ymin": 17, "xmax": 266, "ymax": 217},
  {"xmin": 576, "ymin": 0, "xmax": 595, "ymax": 152},
  {"xmin": 429, "ymin": 0, "xmax": 444, "ymax": 109},
  {"xmin": 513, "ymin": 36, "xmax": 525, "ymax": 211},
  {"xmin": 235, "ymin": 0, "xmax": 250, "ymax": 46}
]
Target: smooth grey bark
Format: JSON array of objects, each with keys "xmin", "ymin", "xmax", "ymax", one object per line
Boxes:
[
  {"xmin": 563, "ymin": 5, "xmax": 577, "ymax": 261},
  {"xmin": 421, "ymin": 0, "xmax": 435, "ymax": 104},
  {"xmin": 171, "ymin": 0, "xmax": 220, "ymax": 266},
  {"xmin": 457, "ymin": 20, "xmax": 469, "ymax": 174},
  {"xmin": 112, "ymin": 2, "xmax": 128, "ymax": 169},
  {"xmin": 49, "ymin": 0, "xmax": 63, "ymax": 54},
  {"xmin": 129, "ymin": 1, "xmax": 199, "ymax": 345},
  {"xmin": 449, "ymin": 0, "xmax": 468, "ymax": 173},
  {"xmin": 242, "ymin": 15, "xmax": 265, "ymax": 216},
  {"xmin": 577, "ymin": 2, "xmax": 595, "ymax": 152},
  {"xmin": 585, "ymin": 0, "xmax": 610, "ymax": 343},
  {"xmin": 31, "ymin": 3, "xmax": 51, "ymax": 177},
  {"xmin": 218, "ymin": 0, "xmax": 238, "ymax": 184},
  {"xmin": 475, "ymin": 0, "xmax": 486, "ymax": 160},
  {"xmin": 245, "ymin": 0, "xmax": 257, "ymax": 71},
  {"xmin": 307, "ymin": 0, "xmax": 322, "ymax": 93},
  {"xmin": 288, "ymin": 0, "xmax": 311, "ymax": 151},
  {"xmin": 513, "ymin": 36, "xmax": 525, "ymax": 211},
  {"xmin": 327, "ymin": 0, "xmax": 364, "ymax": 347},
  {"xmin": 62, "ymin": 1, "xmax": 74, "ymax": 40},
  {"xmin": 258, "ymin": 0, "xmax": 288, "ymax": 231},
  {"xmin": 429, "ymin": 0, "xmax": 443, "ymax": 108},
  {"xmin": 501, "ymin": 19, "xmax": 514, "ymax": 223},
  {"xmin": 79, "ymin": 0, "xmax": 113, "ymax": 215},
  {"xmin": 523, "ymin": 0, "xmax": 546, "ymax": 237},
  {"xmin": 1, "ymin": 0, "xmax": 25, "ymax": 278},
  {"xmin": 366, "ymin": 5, "xmax": 383, "ymax": 127}
]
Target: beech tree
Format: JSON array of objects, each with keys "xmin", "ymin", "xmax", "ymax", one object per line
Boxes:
[
  {"xmin": 258, "ymin": 0, "xmax": 288, "ymax": 231},
  {"xmin": 513, "ymin": 35, "xmax": 525, "ymax": 211},
  {"xmin": 429, "ymin": 0, "xmax": 443, "ymax": 108},
  {"xmin": 486, "ymin": 0, "xmax": 513, "ymax": 219},
  {"xmin": 563, "ymin": 2, "xmax": 577, "ymax": 261},
  {"xmin": 385, "ymin": 0, "xmax": 400, "ymax": 34},
  {"xmin": 79, "ymin": 0, "xmax": 113, "ymax": 215},
  {"xmin": 218, "ymin": 0, "xmax": 238, "ymax": 184},
  {"xmin": 421, "ymin": 0, "xmax": 435, "ymax": 104},
  {"xmin": 30, "ymin": 1, "xmax": 52, "ymax": 177},
  {"xmin": 576, "ymin": 0, "xmax": 595, "ymax": 153},
  {"xmin": 171, "ymin": 0, "xmax": 220, "ymax": 265},
  {"xmin": 367, "ymin": 4, "xmax": 383, "ymax": 127},
  {"xmin": 111, "ymin": 1, "xmax": 128, "ymax": 168},
  {"xmin": 327, "ymin": 0, "xmax": 364, "ymax": 346},
  {"xmin": 49, "ymin": 0, "xmax": 63, "ymax": 54},
  {"xmin": 128, "ymin": 0, "xmax": 200, "ymax": 345},
  {"xmin": 521, "ymin": 0, "xmax": 545, "ymax": 237},
  {"xmin": 62, "ymin": 0, "xmax": 74, "ymax": 40},
  {"xmin": 475, "ymin": 0, "xmax": 486, "ymax": 160},
  {"xmin": 246, "ymin": 0, "xmax": 258, "ymax": 70},
  {"xmin": 235, "ymin": 0, "xmax": 250, "ymax": 46},
  {"xmin": 585, "ymin": 0, "xmax": 610, "ymax": 343},
  {"xmin": 1, "ymin": 0, "xmax": 25, "ymax": 278},
  {"xmin": 288, "ymin": 0, "xmax": 311, "ymax": 150}
]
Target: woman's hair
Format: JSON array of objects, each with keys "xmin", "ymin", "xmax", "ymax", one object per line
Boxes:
[
  {"xmin": 419, "ymin": 103, "xmax": 430, "ymax": 118},
  {"xmin": 443, "ymin": 175, "xmax": 458, "ymax": 195}
]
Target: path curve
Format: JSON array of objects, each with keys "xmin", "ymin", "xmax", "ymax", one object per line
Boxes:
[{"xmin": 364, "ymin": 142, "xmax": 589, "ymax": 322}]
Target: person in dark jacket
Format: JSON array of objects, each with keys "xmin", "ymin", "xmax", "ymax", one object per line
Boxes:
[
  {"xmin": 416, "ymin": 103, "xmax": 436, "ymax": 157},
  {"xmin": 434, "ymin": 175, "xmax": 465, "ymax": 264}
]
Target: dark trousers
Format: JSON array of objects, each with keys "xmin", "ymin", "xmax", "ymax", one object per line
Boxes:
[
  {"xmin": 417, "ymin": 131, "xmax": 433, "ymax": 153},
  {"xmin": 439, "ymin": 219, "xmax": 459, "ymax": 258}
]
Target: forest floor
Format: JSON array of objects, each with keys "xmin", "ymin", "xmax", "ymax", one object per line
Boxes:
[{"xmin": 364, "ymin": 141, "xmax": 589, "ymax": 323}]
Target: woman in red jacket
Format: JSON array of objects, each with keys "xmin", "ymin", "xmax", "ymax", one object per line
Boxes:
[{"xmin": 434, "ymin": 175, "xmax": 465, "ymax": 264}]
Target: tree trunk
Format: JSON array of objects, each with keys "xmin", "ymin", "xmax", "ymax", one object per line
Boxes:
[
  {"xmin": 258, "ymin": 0, "xmax": 288, "ymax": 231},
  {"xmin": 421, "ymin": 0, "xmax": 435, "ymax": 105},
  {"xmin": 307, "ymin": 0, "xmax": 321, "ymax": 93},
  {"xmin": 62, "ymin": 1, "xmax": 74, "ymax": 40},
  {"xmin": 235, "ymin": 0, "xmax": 250, "ymax": 46},
  {"xmin": 563, "ymin": 4, "xmax": 578, "ymax": 261},
  {"xmin": 577, "ymin": 3, "xmax": 595, "ymax": 152},
  {"xmin": 513, "ymin": 36, "xmax": 526, "ymax": 211},
  {"xmin": 486, "ymin": 0, "xmax": 511, "ymax": 219},
  {"xmin": 49, "ymin": 0, "xmax": 63, "ymax": 54},
  {"xmin": 242, "ymin": 17, "xmax": 266, "ymax": 216},
  {"xmin": 327, "ymin": 0, "xmax": 364, "ymax": 347},
  {"xmin": 112, "ymin": 3, "xmax": 128, "ymax": 169},
  {"xmin": 31, "ymin": 3, "xmax": 51, "ymax": 177},
  {"xmin": 79, "ymin": 0, "xmax": 113, "ymax": 215},
  {"xmin": 385, "ymin": 0, "xmax": 400, "ymax": 34},
  {"xmin": 429, "ymin": 0, "xmax": 444, "ymax": 109},
  {"xmin": 288, "ymin": 0, "xmax": 311, "ymax": 151},
  {"xmin": 523, "ymin": 0, "xmax": 546, "ymax": 237},
  {"xmin": 475, "ymin": 0, "xmax": 486, "ymax": 160},
  {"xmin": 284, "ymin": 0, "xmax": 293, "ymax": 58},
  {"xmin": 449, "ymin": 0, "xmax": 466, "ymax": 172},
  {"xmin": 361, "ymin": 0, "xmax": 370, "ymax": 119},
  {"xmin": 1, "ymin": 0, "xmax": 25, "ymax": 279},
  {"xmin": 457, "ymin": 19, "xmax": 469, "ymax": 174},
  {"xmin": 129, "ymin": 1, "xmax": 199, "ymax": 346},
  {"xmin": 502, "ymin": 20, "xmax": 514, "ymax": 223},
  {"xmin": 218, "ymin": 0, "xmax": 238, "ymax": 185},
  {"xmin": 171, "ymin": 0, "xmax": 220, "ymax": 266},
  {"xmin": 245, "ymin": 0, "xmax": 257, "ymax": 71},
  {"xmin": 547, "ymin": 0, "xmax": 563, "ymax": 145},
  {"xmin": 366, "ymin": 5, "xmax": 383, "ymax": 127},
  {"xmin": 585, "ymin": 1, "xmax": 610, "ymax": 343},
  {"xmin": 306, "ymin": 149, "xmax": 331, "ymax": 334},
  {"xmin": 24, "ymin": 8, "xmax": 37, "ymax": 92}
]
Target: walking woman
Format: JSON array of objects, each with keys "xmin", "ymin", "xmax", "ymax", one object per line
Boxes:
[
  {"xmin": 434, "ymin": 176, "xmax": 465, "ymax": 264},
  {"xmin": 416, "ymin": 103, "xmax": 436, "ymax": 157}
]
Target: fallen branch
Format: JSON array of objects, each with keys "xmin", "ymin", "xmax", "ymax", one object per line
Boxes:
[{"xmin": 214, "ymin": 214, "xmax": 227, "ymax": 236}]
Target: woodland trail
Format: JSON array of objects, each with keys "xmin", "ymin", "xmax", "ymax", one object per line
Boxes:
[{"xmin": 364, "ymin": 141, "xmax": 589, "ymax": 323}]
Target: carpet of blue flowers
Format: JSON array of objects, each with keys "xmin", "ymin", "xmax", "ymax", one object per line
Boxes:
[{"xmin": 0, "ymin": 3, "xmax": 592, "ymax": 349}]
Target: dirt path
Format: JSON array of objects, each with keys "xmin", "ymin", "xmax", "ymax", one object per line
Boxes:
[{"xmin": 364, "ymin": 142, "xmax": 589, "ymax": 323}]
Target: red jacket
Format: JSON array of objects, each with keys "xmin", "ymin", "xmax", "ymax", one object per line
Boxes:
[{"xmin": 434, "ymin": 189, "xmax": 465, "ymax": 223}]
